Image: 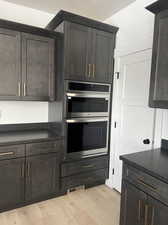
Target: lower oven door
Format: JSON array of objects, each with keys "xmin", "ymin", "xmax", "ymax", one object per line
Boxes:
[{"xmin": 66, "ymin": 117, "xmax": 109, "ymax": 157}]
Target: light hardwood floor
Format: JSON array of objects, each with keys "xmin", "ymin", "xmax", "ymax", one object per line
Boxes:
[{"xmin": 0, "ymin": 185, "xmax": 120, "ymax": 225}]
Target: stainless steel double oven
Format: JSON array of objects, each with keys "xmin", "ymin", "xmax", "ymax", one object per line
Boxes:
[{"xmin": 65, "ymin": 80, "xmax": 111, "ymax": 158}]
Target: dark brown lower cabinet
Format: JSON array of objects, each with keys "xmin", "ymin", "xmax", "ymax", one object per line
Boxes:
[
  {"xmin": 147, "ymin": 196, "xmax": 168, "ymax": 225},
  {"xmin": 61, "ymin": 155, "xmax": 109, "ymax": 192},
  {"xmin": 0, "ymin": 139, "xmax": 107, "ymax": 212},
  {"xmin": 0, "ymin": 140, "xmax": 63, "ymax": 212},
  {"xmin": 120, "ymin": 181, "xmax": 168, "ymax": 225},
  {"xmin": 120, "ymin": 181, "xmax": 146, "ymax": 225},
  {"xmin": 0, "ymin": 158, "xmax": 24, "ymax": 209},
  {"xmin": 25, "ymin": 153, "xmax": 59, "ymax": 201}
]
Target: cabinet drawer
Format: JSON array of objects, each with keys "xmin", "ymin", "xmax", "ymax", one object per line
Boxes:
[
  {"xmin": 123, "ymin": 164, "xmax": 168, "ymax": 205},
  {"xmin": 26, "ymin": 140, "xmax": 62, "ymax": 156},
  {"xmin": 61, "ymin": 156, "xmax": 109, "ymax": 177},
  {"xmin": 0, "ymin": 145, "xmax": 25, "ymax": 160},
  {"xmin": 61, "ymin": 169, "xmax": 108, "ymax": 190}
]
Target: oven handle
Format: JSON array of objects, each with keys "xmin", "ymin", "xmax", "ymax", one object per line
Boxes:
[
  {"xmin": 66, "ymin": 92, "xmax": 110, "ymax": 99},
  {"xmin": 66, "ymin": 117, "xmax": 109, "ymax": 123}
]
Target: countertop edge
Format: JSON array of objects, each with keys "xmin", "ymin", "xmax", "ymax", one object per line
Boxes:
[
  {"xmin": 0, "ymin": 136, "xmax": 64, "ymax": 147},
  {"xmin": 120, "ymin": 155, "xmax": 168, "ymax": 185}
]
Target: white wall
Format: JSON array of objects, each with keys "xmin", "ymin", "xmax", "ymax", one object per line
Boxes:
[
  {"xmin": 0, "ymin": 102, "xmax": 48, "ymax": 124},
  {"xmin": 105, "ymin": 0, "xmax": 168, "ymax": 188},
  {"xmin": 105, "ymin": 0, "xmax": 168, "ymax": 141},
  {"xmin": 105, "ymin": 0, "xmax": 156, "ymax": 57},
  {"xmin": 0, "ymin": 0, "xmax": 54, "ymax": 124}
]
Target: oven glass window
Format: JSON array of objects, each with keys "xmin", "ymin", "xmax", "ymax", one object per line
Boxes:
[
  {"xmin": 67, "ymin": 121, "xmax": 107, "ymax": 153},
  {"xmin": 68, "ymin": 97, "xmax": 108, "ymax": 113}
]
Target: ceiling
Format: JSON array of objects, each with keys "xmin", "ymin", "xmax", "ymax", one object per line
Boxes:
[{"xmin": 4, "ymin": 0, "xmax": 135, "ymax": 21}]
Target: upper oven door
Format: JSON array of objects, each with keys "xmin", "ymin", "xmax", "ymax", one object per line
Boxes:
[
  {"xmin": 65, "ymin": 81, "xmax": 111, "ymax": 118},
  {"xmin": 66, "ymin": 92, "xmax": 110, "ymax": 118}
]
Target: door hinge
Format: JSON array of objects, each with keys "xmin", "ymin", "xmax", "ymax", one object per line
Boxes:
[
  {"xmin": 112, "ymin": 168, "xmax": 115, "ymax": 175},
  {"xmin": 114, "ymin": 122, "xmax": 117, "ymax": 128},
  {"xmin": 115, "ymin": 72, "xmax": 120, "ymax": 79}
]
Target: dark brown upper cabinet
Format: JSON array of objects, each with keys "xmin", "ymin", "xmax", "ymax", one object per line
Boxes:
[
  {"xmin": 0, "ymin": 26, "xmax": 55, "ymax": 101},
  {"xmin": 64, "ymin": 22, "xmax": 91, "ymax": 81},
  {"xmin": 46, "ymin": 10, "xmax": 118, "ymax": 83},
  {"xmin": 0, "ymin": 28, "xmax": 21, "ymax": 100},
  {"xmin": 91, "ymin": 29, "xmax": 115, "ymax": 83},
  {"xmin": 22, "ymin": 33, "xmax": 55, "ymax": 101},
  {"xmin": 64, "ymin": 22, "xmax": 115, "ymax": 83},
  {"xmin": 147, "ymin": 1, "xmax": 168, "ymax": 108}
]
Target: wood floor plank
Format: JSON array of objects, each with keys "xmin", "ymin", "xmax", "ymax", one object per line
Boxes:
[{"xmin": 0, "ymin": 185, "xmax": 120, "ymax": 225}]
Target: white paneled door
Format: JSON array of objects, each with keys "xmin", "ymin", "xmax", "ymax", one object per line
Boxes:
[{"xmin": 111, "ymin": 49, "xmax": 156, "ymax": 192}]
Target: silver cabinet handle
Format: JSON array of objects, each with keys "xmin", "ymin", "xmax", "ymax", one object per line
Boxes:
[
  {"xmin": 0, "ymin": 152, "xmax": 14, "ymax": 156},
  {"xmin": 27, "ymin": 163, "xmax": 30, "ymax": 177},
  {"xmin": 144, "ymin": 205, "xmax": 149, "ymax": 225},
  {"xmin": 150, "ymin": 206, "xmax": 155, "ymax": 225},
  {"xmin": 138, "ymin": 200, "xmax": 142, "ymax": 222},
  {"xmin": 66, "ymin": 92, "xmax": 110, "ymax": 98},
  {"xmin": 93, "ymin": 64, "xmax": 95, "ymax": 78},
  {"xmin": 88, "ymin": 64, "xmax": 91, "ymax": 78},
  {"xmin": 85, "ymin": 64, "xmax": 88, "ymax": 77},
  {"xmin": 21, "ymin": 163, "xmax": 25, "ymax": 178},
  {"xmin": 137, "ymin": 178, "xmax": 157, "ymax": 192},
  {"xmin": 23, "ymin": 83, "xmax": 26, "ymax": 96},
  {"xmin": 82, "ymin": 164, "xmax": 95, "ymax": 169},
  {"xmin": 18, "ymin": 82, "xmax": 21, "ymax": 97},
  {"xmin": 66, "ymin": 117, "xmax": 108, "ymax": 123}
]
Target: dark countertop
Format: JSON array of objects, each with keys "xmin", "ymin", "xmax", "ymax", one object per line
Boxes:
[
  {"xmin": 120, "ymin": 148, "xmax": 168, "ymax": 184},
  {"xmin": 0, "ymin": 130, "xmax": 63, "ymax": 146}
]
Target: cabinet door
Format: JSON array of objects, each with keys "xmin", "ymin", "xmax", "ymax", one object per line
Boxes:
[
  {"xmin": 147, "ymin": 196, "xmax": 168, "ymax": 225},
  {"xmin": 91, "ymin": 29, "xmax": 115, "ymax": 83},
  {"xmin": 64, "ymin": 22, "xmax": 91, "ymax": 81},
  {"xmin": 0, "ymin": 28, "xmax": 21, "ymax": 100},
  {"xmin": 25, "ymin": 153, "xmax": 59, "ymax": 201},
  {"xmin": 0, "ymin": 158, "xmax": 24, "ymax": 209},
  {"xmin": 22, "ymin": 33, "xmax": 55, "ymax": 101},
  {"xmin": 120, "ymin": 181, "xmax": 147, "ymax": 225},
  {"xmin": 149, "ymin": 10, "xmax": 168, "ymax": 108}
]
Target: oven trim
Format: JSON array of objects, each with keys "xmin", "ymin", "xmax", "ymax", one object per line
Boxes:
[
  {"xmin": 66, "ymin": 148, "xmax": 108, "ymax": 159},
  {"xmin": 68, "ymin": 112, "xmax": 109, "ymax": 118},
  {"xmin": 66, "ymin": 92, "xmax": 110, "ymax": 98}
]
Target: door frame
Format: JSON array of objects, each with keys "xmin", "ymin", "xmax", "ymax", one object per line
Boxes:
[{"xmin": 106, "ymin": 48, "xmax": 163, "ymax": 190}]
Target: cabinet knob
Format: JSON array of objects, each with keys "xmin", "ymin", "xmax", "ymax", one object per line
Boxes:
[{"xmin": 143, "ymin": 139, "xmax": 150, "ymax": 145}]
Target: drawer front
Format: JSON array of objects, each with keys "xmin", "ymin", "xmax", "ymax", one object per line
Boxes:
[
  {"xmin": 26, "ymin": 140, "xmax": 62, "ymax": 156},
  {"xmin": 123, "ymin": 163, "xmax": 168, "ymax": 205},
  {"xmin": 0, "ymin": 145, "xmax": 25, "ymax": 160},
  {"xmin": 61, "ymin": 169, "xmax": 108, "ymax": 190},
  {"xmin": 61, "ymin": 156, "xmax": 109, "ymax": 177}
]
